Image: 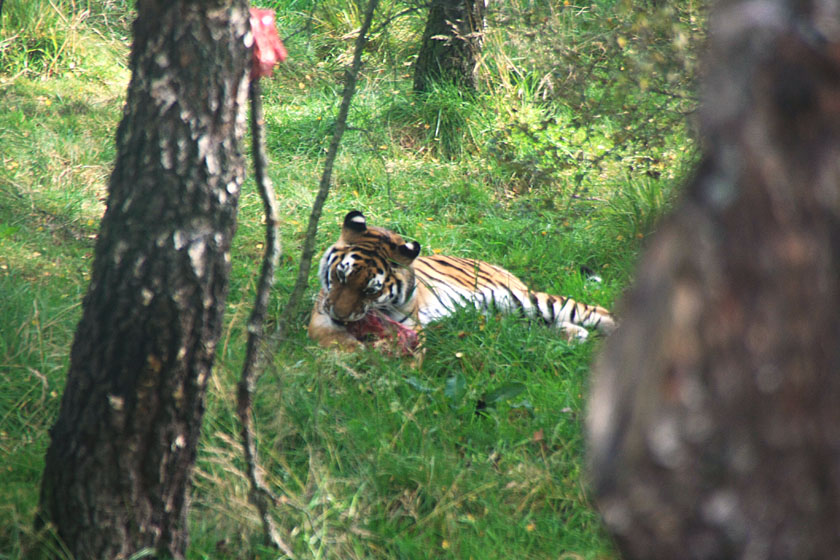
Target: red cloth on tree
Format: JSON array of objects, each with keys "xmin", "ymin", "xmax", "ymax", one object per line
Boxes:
[{"xmin": 249, "ymin": 8, "xmax": 287, "ymax": 79}]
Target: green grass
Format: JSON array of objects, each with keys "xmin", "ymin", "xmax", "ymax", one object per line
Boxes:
[
  {"xmin": 190, "ymin": 311, "xmax": 615, "ymax": 559},
  {"xmin": 0, "ymin": 0, "xmax": 701, "ymax": 558}
]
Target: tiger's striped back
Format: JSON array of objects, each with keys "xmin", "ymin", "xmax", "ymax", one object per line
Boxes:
[{"xmin": 413, "ymin": 255, "xmax": 615, "ymax": 340}]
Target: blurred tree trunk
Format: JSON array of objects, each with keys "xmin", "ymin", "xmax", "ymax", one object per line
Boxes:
[
  {"xmin": 413, "ymin": 0, "xmax": 486, "ymax": 93},
  {"xmin": 587, "ymin": 1, "xmax": 840, "ymax": 558},
  {"xmin": 36, "ymin": 1, "xmax": 251, "ymax": 558}
]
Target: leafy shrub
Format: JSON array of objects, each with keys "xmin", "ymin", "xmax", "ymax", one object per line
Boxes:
[{"xmin": 479, "ymin": 0, "xmax": 705, "ymax": 205}]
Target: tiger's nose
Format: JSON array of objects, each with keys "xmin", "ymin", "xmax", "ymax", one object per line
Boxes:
[{"xmin": 327, "ymin": 300, "xmax": 360, "ymax": 322}]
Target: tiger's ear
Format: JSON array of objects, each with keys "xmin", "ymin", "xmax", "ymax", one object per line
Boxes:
[
  {"xmin": 343, "ymin": 210, "xmax": 367, "ymax": 232},
  {"xmin": 393, "ymin": 241, "xmax": 421, "ymax": 266},
  {"xmin": 339, "ymin": 210, "xmax": 367, "ymax": 243}
]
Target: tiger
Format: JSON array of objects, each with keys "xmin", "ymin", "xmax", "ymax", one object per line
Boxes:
[{"xmin": 308, "ymin": 210, "xmax": 616, "ymax": 351}]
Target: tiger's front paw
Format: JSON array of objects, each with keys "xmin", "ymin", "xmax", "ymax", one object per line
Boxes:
[
  {"xmin": 560, "ymin": 322, "xmax": 590, "ymax": 342},
  {"xmin": 327, "ymin": 337, "xmax": 365, "ymax": 352}
]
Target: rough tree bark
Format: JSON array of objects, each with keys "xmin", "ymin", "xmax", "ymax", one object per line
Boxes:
[
  {"xmin": 36, "ymin": 1, "xmax": 251, "ymax": 558},
  {"xmin": 587, "ymin": 1, "xmax": 840, "ymax": 559},
  {"xmin": 412, "ymin": 0, "xmax": 486, "ymax": 93}
]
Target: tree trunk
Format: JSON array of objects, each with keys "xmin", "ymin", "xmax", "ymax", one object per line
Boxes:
[
  {"xmin": 587, "ymin": 1, "xmax": 840, "ymax": 559},
  {"xmin": 36, "ymin": 1, "xmax": 251, "ymax": 558},
  {"xmin": 412, "ymin": 0, "xmax": 486, "ymax": 93}
]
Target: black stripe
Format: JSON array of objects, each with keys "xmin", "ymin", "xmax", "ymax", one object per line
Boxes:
[
  {"xmin": 421, "ymin": 257, "xmax": 508, "ymax": 291},
  {"xmin": 546, "ymin": 295, "xmax": 557, "ymax": 323},
  {"xmin": 477, "ymin": 290, "xmax": 489, "ymax": 311},
  {"xmin": 510, "ymin": 292, "xmax": 528, "ymax": 318},
  {"xmin": 393, "ymin": 277, "xmax": 403, "ymax": 303},
  {"xmin": 349, "ymin": 246, "xmax": 389, "ymax": 260},
  {"xmin": 530, "ymin": 292, "xmax": 550, "ymax": 325},
  {"xmin": 429, "ymin": 257, "xmax": 468, "ymax": 274},
  {"xmin": 417, "ymin": 276, "xmax": 457, "ymax": 310}
]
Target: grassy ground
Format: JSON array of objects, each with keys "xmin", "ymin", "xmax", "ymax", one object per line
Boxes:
[{"xmin": 0, "ymin": 0, "xmax": 700, "ymax": 558}]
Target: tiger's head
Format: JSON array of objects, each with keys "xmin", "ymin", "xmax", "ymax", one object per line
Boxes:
[{"xmin": 317, "ymin": 211, "xmax": 421, "ymax": 323}]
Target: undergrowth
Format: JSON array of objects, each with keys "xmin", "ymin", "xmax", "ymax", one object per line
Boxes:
[{"xmin": 0, "ymin": 0, "xmax": 702, "ymax": 558}]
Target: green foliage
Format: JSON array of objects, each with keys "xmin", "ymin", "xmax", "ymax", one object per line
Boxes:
[
  {"xmin": 0, "ymin": 0, "xmax": 704, "ymax": 558},
  {"xmin": 384, "ymin": 82, "xmax": 484, "ymax": 160},
  {"xmin": 481, "ymin": 0, "xmax": 705, "ymax": 201},
  {"xmin": 0, "ymin": 0, "xmax": 70, "ymax": 75},
  {"xmin": 604, "ymin": 175, "xmax": 681, "ymax": 240}
]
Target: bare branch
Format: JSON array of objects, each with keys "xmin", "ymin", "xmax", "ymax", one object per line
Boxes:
[
  {"xmin": 274, "ymin": 0, "xmax": 381, "ymax": 340},
  {"xmin": 236, "ymin": 80, "xmax": 293, "ymax": 557}
]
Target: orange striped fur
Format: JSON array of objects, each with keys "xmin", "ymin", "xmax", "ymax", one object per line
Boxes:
[{"xmin": 309, "ymin": 211, "xmax": 615, "ymax": 350}]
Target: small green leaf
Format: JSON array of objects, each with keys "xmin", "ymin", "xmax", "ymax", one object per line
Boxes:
[
  {"xmin": 126, "ymin": 548, "xmax": 157, "ymax": 560},
  {"xmin": 510, "ymin": 398, "xmax": 534, "ymax": 411},
  {"xmin": 444, "ymin": 373, "xmax": 466, "ymax": 401},
  {"xmin": 0, "ymin": 225, "xmax": 20, "ymax": 238},
  {"xmin": 406, "ymin": 376, "xmax": 433, "ymax": 393},
  {"xmin": 484, "ymin": 382, "xmax": 526, "ymax": 405}
]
